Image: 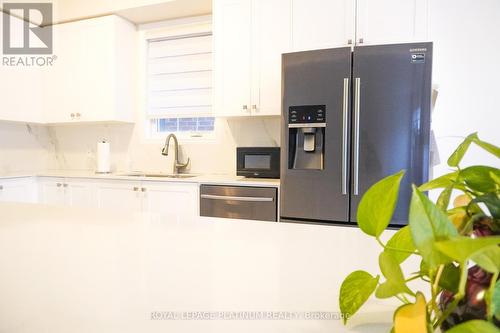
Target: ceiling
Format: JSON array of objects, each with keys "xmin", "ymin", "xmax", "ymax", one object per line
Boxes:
[
  {"xmin": 1, "ymin": 0, "xmax": 212, "ymax": 25},
  {"xmin": 116, "ymin": 0, "xmax": 212, "ymax": 24}
]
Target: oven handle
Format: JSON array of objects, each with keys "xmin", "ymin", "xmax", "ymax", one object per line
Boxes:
[{"xmin": 201, "ymin": 194, "xmax": 274, "ymax": 202}]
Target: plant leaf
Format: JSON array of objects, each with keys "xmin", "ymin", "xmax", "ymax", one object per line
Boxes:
[
  {"xmin": 339, "ymin": 270, "xmax": 379, "ymax": 324},
  {"xmin": 472, "ymin": 192, "xmax": 500, "ymax": 219},
  {"xmin": 385, "ymin": 226, "xmax": 416, "ymax": 264},
  {"xmin": 375, "ymin": 252, "xmax": 414, "ymax": 299},
  {"xmin": 491, "ymin": 171, "xmax": 500, "ymax": 187},
  {"xmin": 357, "ymin": 170, "xmax": 405, "ymax": 237},
  {"xmin": 447, "ymin": 206, "xmax": 469, "ymax": 230},
  {"xmin": 419, "ymin": 171, "xmax": 459, "ymax": 191},
  {"xmin": 493, "ymin": 280, "xmax": 500, "ymax": 320},
  {"xmin": 439, "ymin": 263, "xmax": 461, "ymax": 293},
  {"xmin": 437, "ymin": 184, "xmax": 454, "ymax": 211},
  {"xmin": 471, "ymin": 245, "xmax": 500, "ymax": 274},
  {"xmin": 435, "ymin": 236, "xmax": 500, "ymax": 263},
  {"xmin": 447, "ymin": 133, "xmax": 478, "ymax": 167},
  {"xmin": 459, "ymin": 166, "xmax": 500, "ymax": 194},
  {"xmin": 445, "ymin": 319, "xmax": 499, "ymax": 333},
  {"xmin": 393, "ymin": 292, "xmax": 427, "ymax": 333},
  {"xmin": 472, "ymin": 136, "xmax": 500, "ymax": 158},
  {"xmin": 409, "ymin": 185, "xmax": 458, "ymax": 268}
]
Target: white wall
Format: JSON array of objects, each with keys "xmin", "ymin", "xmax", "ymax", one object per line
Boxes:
[{"xmin": 429, "ymin": 0, "xmax": 500, "ymax": 178}]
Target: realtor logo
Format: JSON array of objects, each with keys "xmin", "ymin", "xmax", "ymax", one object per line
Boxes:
[{"xmin": 2, "ymin": 3, "xmax": 53, "ymax": 54}]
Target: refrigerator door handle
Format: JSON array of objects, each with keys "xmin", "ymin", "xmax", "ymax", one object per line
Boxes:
[
  {"xmin": 342, "ymin": 78, "xmax": 349, "ymax": 195},
  {"xmin": 353, "ymin": 77, "xmax": 361, "ymax": 196}
]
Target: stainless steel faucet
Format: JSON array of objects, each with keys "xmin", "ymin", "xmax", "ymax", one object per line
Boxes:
[{"xmin": 161, "ymin": 134, "xmax": 190, "ymax": 174}]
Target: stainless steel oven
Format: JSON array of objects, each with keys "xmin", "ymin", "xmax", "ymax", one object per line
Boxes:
[
  {"xmin": 200, "ymin": 185, "xmax": 278, "ymax": 222},
  {"xmin": 236, "ymin": 147, "xmax": 280, "ymax": 179}
]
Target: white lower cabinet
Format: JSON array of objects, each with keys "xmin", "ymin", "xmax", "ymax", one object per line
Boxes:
[
  {"xmin": 96, "ymin": 180, "xmax": 199, "ymax": 218},
  {"xmin": 0, "ymin": 178, "xmax": 37, "ymax": 203},
  {"xmin": 141, "ymin": 181, "xmax": 199, "ymax": 219},
  {"xmin": 38, "ymin": 178, "xmax": 66, "ymax": 205},
  {"xmin": 64, "ymin": 180, "xmax": 96, "ymax": 208},
  {"xmin": 95, "ymin": 180, "xmax": 143, "ymax": 212},
  {"xmin": 37, "ymin": 177, "xmax": 199, "ymax": 219},
  {"xmin": 38, "ymin": 177, "xmax": 94, "ymax": 208}
]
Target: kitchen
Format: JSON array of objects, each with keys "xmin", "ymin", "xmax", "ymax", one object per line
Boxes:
[{"xmin": 0, "ymin": 1, "xmax": 499, "ymax": 332}]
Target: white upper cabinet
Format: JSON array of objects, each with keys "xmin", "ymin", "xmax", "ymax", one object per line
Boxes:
[
  {"xmin": 43, "ymin": 15, "xmax": 137, "ymax": 124},
  {"xmin": 252, "ymin": 0, "xmax": 291, "ymax": 116},
  {"xmin": 213, "ymin": 0, "xmax": 291, "ymax": 117},
  {"xmin": 291, "ymin": 0, "xmax": 355, "ymax": 51},
  {"xmin": 214, "ymin": 0, "xmax": 253, "ymax": 117},
  {"xmin": 355, "ymin": 0, "xmax": 429, "ymax": 45},
  {"xmin": 0, "ymin": 13, "xmax": 44, "ymax": 123}
]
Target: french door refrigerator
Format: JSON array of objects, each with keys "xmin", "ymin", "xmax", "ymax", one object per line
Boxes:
[{"xmin": 280, "ymin": 43, "xmax": 432, "ymax": 227}]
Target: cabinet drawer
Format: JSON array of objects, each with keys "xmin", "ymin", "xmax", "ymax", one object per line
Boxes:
[{"xmin": 200, "ymin": 185, "xmax": 277, "ymax": 222}]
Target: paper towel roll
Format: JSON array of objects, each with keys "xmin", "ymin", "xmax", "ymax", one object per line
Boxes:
[{"xmin": 96, "ymin": 140, "xmax": 111, "ymax": 173}]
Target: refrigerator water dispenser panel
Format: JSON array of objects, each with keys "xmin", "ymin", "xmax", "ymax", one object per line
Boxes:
[{"xmin": 288, "ymin": 105, "xmax": 326, "ymax": 170}]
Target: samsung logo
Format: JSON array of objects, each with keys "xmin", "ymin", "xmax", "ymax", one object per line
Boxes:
[{"xmin": 410, "ymin": 48, "xmax": 427, "ymax": 52}]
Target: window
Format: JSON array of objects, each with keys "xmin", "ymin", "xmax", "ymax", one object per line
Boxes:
[{"xmin": 146, "ymin": 32, "xmax": 214, "ymax": 139}]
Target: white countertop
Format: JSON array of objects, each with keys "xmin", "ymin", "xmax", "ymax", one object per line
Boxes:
[
  {"xmin": 0, "ymin": 202, "xmax": 404, "ymax": 333},
  {"xmin": 0, "ymin": 170, "xmax": 280, "ymax": 187}
]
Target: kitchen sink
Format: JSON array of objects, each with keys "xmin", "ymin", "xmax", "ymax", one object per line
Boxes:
[{"xmin": 119, "ymin": 173, "xmax": 198, "ymax": 179}]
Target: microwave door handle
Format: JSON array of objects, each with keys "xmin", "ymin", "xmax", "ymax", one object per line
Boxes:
[{"xmin": 200, "ymin": 194, "xmax": 274, "ymax": 202}]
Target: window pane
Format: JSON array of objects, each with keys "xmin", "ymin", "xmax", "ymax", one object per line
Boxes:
[
  {"xmin": 151, "ymin": 117, "xmax": 214, "ymax": 134},
  {"xmin": 146, "ymin": 32, "xmax": 214, "ymax": 138}
]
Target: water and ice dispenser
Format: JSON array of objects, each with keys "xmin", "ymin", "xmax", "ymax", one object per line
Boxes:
[{"xmin": 288, "ymin": 105, "xmax": 326, "ymax": 170}]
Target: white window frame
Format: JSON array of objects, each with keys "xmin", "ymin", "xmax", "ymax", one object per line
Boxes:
[{"xmin": 138, "ymin": 15, "xmax": 216, "ymax": 143}]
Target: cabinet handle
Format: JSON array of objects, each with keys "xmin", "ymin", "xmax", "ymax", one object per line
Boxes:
[
  {"xmin": 133, "ymin": 187, "xmax": 139, "ymax": 191},
  {"xmin": 347, "ymin": 39, "xmax": 353, "ymax": 45},
  {"xmin": 70, "ymin": 113, "xmax": 75, "ymax": 118},
  {"xmin": 0, "ymin": 185, "xmax": 3, "ymax": 190},
  {"xmin": 63, "ymin": 184, "xmax": 68, "ymax": 188},
  {"xmin": 353, "ymin": 77, "xmax": 361, "ymax": 196},
  {"xmin": 242, "ymin": 105, "xmax": 248, "ymax": 111},
  {"xmin": 358, "ymin": 38, "xmax": 364, "ymax": 44},
  {"xmin": 141, "ymin": 187, "xmax": 147, "ymax": 192},
  {"xmin": 76, "ymin": 113, "xmax": 81, "ymax": 118},
  {"xmin": 251, "ymin": 105, "xmax": 257, "ymax": 112},
  {"xmin": 56, "ymin": 183, "xmax": 62, "ymax": 187}
]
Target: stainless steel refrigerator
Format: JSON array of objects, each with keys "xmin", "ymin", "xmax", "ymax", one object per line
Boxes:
[{"xmin": 280, "ymin": 43, "xmax": 432, "ymax": 227}]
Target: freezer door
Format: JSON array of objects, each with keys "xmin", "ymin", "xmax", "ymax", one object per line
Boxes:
[
  {"xmin": 281, "ymin": 48, "xmax": 351, "ymax": 222},
  {"xmin": 350, "ymin": 43, "xmax": 432, "ymax": 226}
]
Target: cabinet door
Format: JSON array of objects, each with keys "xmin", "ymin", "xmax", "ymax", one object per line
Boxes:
[
  {"xmin": 78, "ymin": 17, "xmax": 115, "ymax": 122},
  {"xmin": 213, "ymin": 0, "xmax": 253, "ymax": 117},
  {"xmin": 38, "ymin": 178, "xmax": 66, "ymax": 205},
  {"xmin": 0, "ymin": 178, "xmax": 37, "ymax": 203},
  {"xmin": 291, "ymin": 0, "xmax": 355, "ymax": 52},
  {"xmin": 64, "ymin": 180, "xmax": 96, "ymax": 209},
  {"xmin": 95, "ymin": 180, "xmax": 142, "ymax": 212},
  {"xmin": 0, "ymin": 13, "xmax": 44, "ymax": 123},
  {"xmin": 141, "ymin": 182, "xmax": 199, "ymax": 220},
  {"xmin": 356, "ymin": 0, "xmax": 429, "ymax": 45},
  {"xmin": 251, "ymin": 0, "xmax": 291, "ymax": 116},
  {"xmin": 43, "ymin": 22, "xmax": 84, "ymax": 123}
]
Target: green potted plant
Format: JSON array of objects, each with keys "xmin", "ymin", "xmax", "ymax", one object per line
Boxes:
[{"xmin": 339, "ymin": 133, "xmax": 500, "ymax": 332}]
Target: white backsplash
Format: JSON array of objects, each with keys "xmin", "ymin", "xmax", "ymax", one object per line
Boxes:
[
  {"xmin": 36, "ymin": 117, "xmax": 282, "ymax": 175},
  {"xmin": 0, "ymin": 122, "xmax": 54, "ymax": 173}
]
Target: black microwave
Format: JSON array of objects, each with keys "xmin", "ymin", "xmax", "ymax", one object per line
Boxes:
[{"xmin": 237, "ymin": 147, "xmax": 280, "ymax": 179}]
